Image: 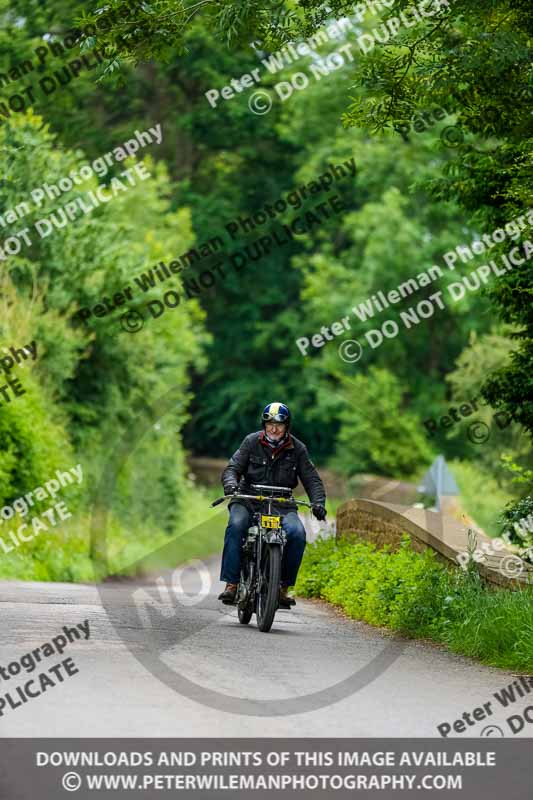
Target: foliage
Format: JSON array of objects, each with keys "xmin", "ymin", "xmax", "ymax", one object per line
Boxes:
[
  {"xmin": 450, "ymin": 459, "xmax": 515, "ymax": 539},
  {"xmin": 445, "ymin": 329, "xmax": 530, "ymax": 484},
  {"xmin": 500, "ymin": 456, "xmax": 533, "ymax": 488},
  {"xmin": 499, "ymin": 495, "xmax": 533, "ymax": 564},
  {"xmin": 332, "ymin": 367, "xmax": 434, "ymax": 478},
  {"xmin": 75, "ymin": 0, "xmax": 533, "ymax": 445},
  {"xmin": 0, "ymin": 0, "xmax": 531, "ymax": 580},
  {"xmin": 0, "ymin": 274, "xmax": 76, "ymax": 503},
  {"xmin": 337, "ymin": 0, "xmax": 533, "ymax": 442},
  {"xmin": 0, "ymin": 372, "xmax": 75, "ymax": 509},
  {"xmin": 0, "ymin": 483, "xmax": 222, "ymax": 582},
  {"xmin": 0, "ymin": 112, "xmax": 209, "ymax": 577},
  {"xmin": 77, "ymin": 0, "xmax": 304, "ymax": 62},
  {"xmin": 296, "ymin": 534, "xmax": 533, "ymax": 671}
]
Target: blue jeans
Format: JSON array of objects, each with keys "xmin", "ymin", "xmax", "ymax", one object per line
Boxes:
[{"xmin": 220, "ymin": 503, "xmax": 306, "ymax": 587}]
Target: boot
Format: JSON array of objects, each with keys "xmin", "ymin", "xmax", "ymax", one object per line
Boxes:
[
  {"xmin": 279, "ymin": 584, "xmax": 296, "ymax": 608},
  {"xmin": 218, "ymin": 582, "xmax": 238, "ymax": 604}
]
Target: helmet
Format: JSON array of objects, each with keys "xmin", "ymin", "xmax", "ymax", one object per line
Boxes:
[{"xmin": 262, "ymin": 402, "xmax": 291, "ymax": 428}]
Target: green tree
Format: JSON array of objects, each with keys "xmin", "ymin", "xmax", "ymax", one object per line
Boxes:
[
  {"xmin": 0, "ymin": 112, "xmax": 209, "ymax": 529},
  {"xmin": 333, "ymin": 367, "xmax": 433, "ymax": 477},
  {"xmin": 445, "ymin": 328, "xmax": 529, "ymax": 485},
  {"xmin": 85, "ymin": 0, "xmax": 533, "ymax": 448},
  {"xmin": 337, "ymin": 0, "xmax": 533, "ymax": 443}
]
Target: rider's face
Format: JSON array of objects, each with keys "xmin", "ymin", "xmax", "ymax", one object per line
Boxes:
[{"xmin": 265, "ymin": 421, "xmax": 286, "ymax": 440}]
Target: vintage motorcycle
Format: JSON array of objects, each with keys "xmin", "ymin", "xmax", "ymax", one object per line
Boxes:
[{"xmin": 211, "ymin": 484, "xmax": 312, "ymax": 632}]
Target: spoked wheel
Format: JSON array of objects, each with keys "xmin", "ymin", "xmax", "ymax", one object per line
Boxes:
[{"xmin": 256, "ymin": 544, "xmax": 281, "ymax": 632}]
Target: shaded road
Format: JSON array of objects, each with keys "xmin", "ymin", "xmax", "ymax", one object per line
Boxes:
[{"xmin": 0, "ymin": 520, "xmax": 527, "ymax": 738}]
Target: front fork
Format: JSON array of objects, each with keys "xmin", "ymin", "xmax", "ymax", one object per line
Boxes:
[
  {"xmin": 238, "ymin": 526, "xmax": 287, "ymax": 604},
  {"xmin": 256, "ymin": 528, "xmax": 286, "ymax": 595}
]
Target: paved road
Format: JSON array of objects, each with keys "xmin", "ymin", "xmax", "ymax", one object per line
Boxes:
[{"xmin": 0, "ymin": 519, "xmax": 528, "ymax": 738}]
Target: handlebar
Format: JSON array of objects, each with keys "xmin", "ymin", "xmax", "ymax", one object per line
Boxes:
[
  {"xmin": 211, "ymin": 496, "xmax": 229, "ymax": 507},
  {"xmin": 210, "ymin": 492, "xmax": 314, "ymax": 509}
]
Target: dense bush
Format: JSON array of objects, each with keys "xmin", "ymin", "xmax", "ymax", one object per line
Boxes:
[
  {"xmin": 499, "ymin": 495, "xmax": 533, "ymax": 564},
  {"xmin": 332, "ymin": 368, "xmax": 434, "ymax": 478},
  {"xmin": 296, "ymin": 535, "xmax": 533, "ymax": 671},
  {"xmin": 0, "ymin": 113, "xmax": 210, "ymax": 580},
  {"xmin": 0, "ymin": 483, "xmax": 222, "ymax": 583}
]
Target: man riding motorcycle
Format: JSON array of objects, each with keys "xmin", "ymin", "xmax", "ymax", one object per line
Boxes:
[{"xmin": 217, "ymin": 402, "xmax": 327, "ymax": 608}]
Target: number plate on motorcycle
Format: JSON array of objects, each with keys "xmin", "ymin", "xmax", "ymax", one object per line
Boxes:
[{"xmin": 261, "ymin": 515, "xmax": 281, "ymax": 529}]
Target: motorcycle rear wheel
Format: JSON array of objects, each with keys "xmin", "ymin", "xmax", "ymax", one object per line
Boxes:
[{"xmin": 237, "ymin": 559, "xmax": 254, "ymax": 624}]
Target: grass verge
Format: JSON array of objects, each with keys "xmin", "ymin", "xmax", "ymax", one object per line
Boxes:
[
  {"xmin": 450, "ymin": 460, "xmax": 515, "ymax": 538},
  {"xmin": 295, "ymin": 534, "xmax": 533, "ymax": 672},
  {"xmin": 0, "ymin": 484, "xmax": 224, "ymax": 583}
]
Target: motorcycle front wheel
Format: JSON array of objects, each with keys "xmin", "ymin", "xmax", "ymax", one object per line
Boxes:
[{"xmin": 256, "ymin": 543, "xmax": 281, "ymax": 633}]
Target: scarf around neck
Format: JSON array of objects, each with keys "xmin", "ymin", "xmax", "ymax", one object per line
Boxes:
[{"xmin": 260, "ymin": 430, "xmax": 291, "ymax": 454}]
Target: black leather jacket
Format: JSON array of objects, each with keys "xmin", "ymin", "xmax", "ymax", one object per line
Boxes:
[{"xmin": 221, "ymin": 431, "xmax": 326, "ymax": 514}]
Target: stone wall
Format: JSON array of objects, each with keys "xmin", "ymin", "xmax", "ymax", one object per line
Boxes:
[
  {"xmin": 336, "ymin": 498, "xmax": 533, "ymax": 587},
  {"xmin": 337, "ymin": 505, "xmax": 426, "ymax": 554},
  {"xmin": 336, "ymin": 499, "xmax": 451, "ymax": 567}
]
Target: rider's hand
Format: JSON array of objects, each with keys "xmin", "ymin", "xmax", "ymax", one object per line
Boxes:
[
  {"xmin": 224, "ymin": 483, "xmax": 238, "ymax": 496},
  {"xmin": 312, "ymin": 504, "xmax": 327, "ymax": 521}
]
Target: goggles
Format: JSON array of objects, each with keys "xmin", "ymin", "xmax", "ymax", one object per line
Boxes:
[{"xmin": 262, "ymin": 412, "xmax": 288, "ymax": 423}]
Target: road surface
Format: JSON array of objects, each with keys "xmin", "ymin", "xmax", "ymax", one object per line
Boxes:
[{"xmin": 0, "ymin": 520, "xmax": 527, "ymax": 739}]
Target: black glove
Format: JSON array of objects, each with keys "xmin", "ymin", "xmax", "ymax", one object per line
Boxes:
[
  {"xmin": 312, "ymin": 504, "xmax": 327, "ymax": 521},
  {"xmin": 224, "ymin": 483, "xmax": 238, "ymax": 496}
]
